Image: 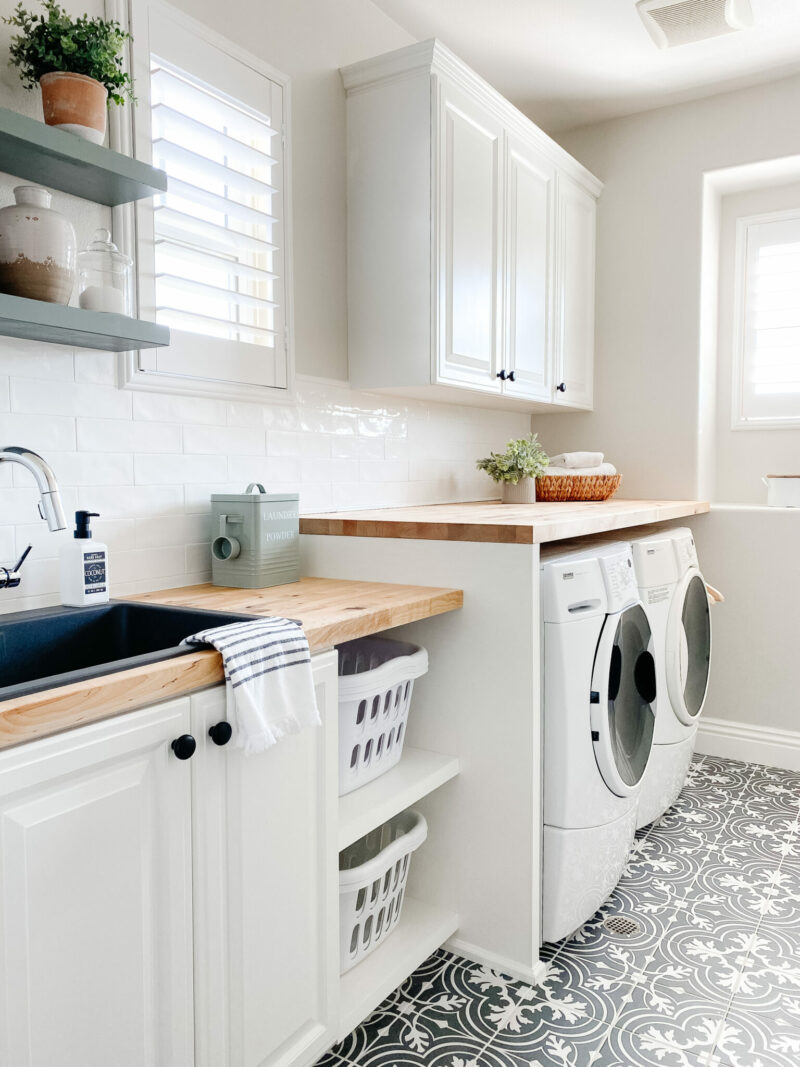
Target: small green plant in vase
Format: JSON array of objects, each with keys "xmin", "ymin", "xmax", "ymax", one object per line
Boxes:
[
  {"xmin": 3, "ymin": 0, "xmax": 135, "ymax": 144},
  {"xmin": 477, "ymin": 433, "xmax": 549, "ymax": 503}
]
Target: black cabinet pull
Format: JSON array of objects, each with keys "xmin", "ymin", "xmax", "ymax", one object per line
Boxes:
[
  {"xmin": 171, "ymin": 734, "xmax": 196, "ymax": 760},
  {"xmin": 496, "ymin": 369, "xmax": 507, "ymax": 380},
  {"xmin": 208, "ymin": 721, "xmax": 233, "ymax": 747},
  {"xmin": 556, "ymin": 382, "xmax": 567, "ymax": 393},
  {"xmin": 507, "ymin": 370, "xmax": 516, "ymax": 382}
]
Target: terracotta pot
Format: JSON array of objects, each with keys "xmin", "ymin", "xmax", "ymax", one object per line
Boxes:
[
  {"xmin": 501, "ymin": 478, "xmax": 537, "ymax": 504},
  {"xmin": 40, "ymin": 71, "xmax": 108, "ymax": 145},
  {"xmin": 0, "ymin": 185, "xmax": 77, "ymax": 304}
]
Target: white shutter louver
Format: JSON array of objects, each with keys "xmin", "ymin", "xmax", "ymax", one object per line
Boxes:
[
  {"xmin": 736, "ymin": 212, "xmax": 800, "ymax": 424},
  {"xmin": 150, "ymin": 58, "xmax": 279, "ymax": 350}
]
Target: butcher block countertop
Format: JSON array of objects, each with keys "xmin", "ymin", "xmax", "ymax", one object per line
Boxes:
[
  {"xmin": 300, "ymin": 498, "xmax": 710, "ymax": 545},
  {"xmin": 0, "ymin": 577, "xmax": 462, "ymax": 751}
]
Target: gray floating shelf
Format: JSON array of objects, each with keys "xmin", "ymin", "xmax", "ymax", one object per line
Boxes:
[
  {"xmin": 0, "ymin": 293, "xmax": 169, "ymax": 351},
  {"xmin": 0, "ymin": 107, "xmax": 167, "ymax": 206}
]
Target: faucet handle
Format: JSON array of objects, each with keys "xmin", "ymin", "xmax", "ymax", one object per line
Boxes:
[
  {"xmin": 1, "ymin": 545, "xmax": 32, "ymax": 590},
  {"xmin": 12, "ymin": 545, "xmax": 32, "ymax": 573}
]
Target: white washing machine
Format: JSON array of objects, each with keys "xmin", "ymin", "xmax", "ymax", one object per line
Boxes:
[
  {"xmin": 541, "ymin": 542, "xmax": 657, "ymax": 943},
  {"xmin": 630, "ymin": 527, "xmax": 711, "ymax": 828}
]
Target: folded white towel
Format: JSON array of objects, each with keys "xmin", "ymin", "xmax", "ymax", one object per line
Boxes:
[
  {"xmin": 549, "ymin": 452, "xmax": 605, "ymax": 469},
  {"xmin": 182, "ymin": 617, "xmax": 320, "ymax": 755},
  {"xmin": 542, "ymin": 463, "xmax": 617, "ymax": 477}
]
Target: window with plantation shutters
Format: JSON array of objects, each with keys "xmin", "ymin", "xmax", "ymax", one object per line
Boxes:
[
  {"xmin": 127, "ymin": 0, "xmax": 292, "ymax": 399},
  {"xmin": 733, "ymin": 210, "xmax": 800, "ymax": 426}
]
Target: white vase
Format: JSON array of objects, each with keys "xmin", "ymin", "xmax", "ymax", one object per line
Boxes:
[
  {"xmin": 501, "ymin": 478, "xmax": 537, "ymax": 503},
  {"xmin": 0, "ymin": 185, "xmax": 77, "ymax": 304}
]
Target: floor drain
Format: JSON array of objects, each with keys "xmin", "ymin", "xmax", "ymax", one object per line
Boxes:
[{"xmin": 602, "ymin": 915, "xmax": 642, "ymax": 938}]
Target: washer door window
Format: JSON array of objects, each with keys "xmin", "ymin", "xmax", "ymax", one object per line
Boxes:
[
  {"xmin": 591, "ymin": 604, "xmax": 656, "ymax": 797},
  {"xmin": 667, "ymin": 570, "xmax": 711, "ymax": 724}
]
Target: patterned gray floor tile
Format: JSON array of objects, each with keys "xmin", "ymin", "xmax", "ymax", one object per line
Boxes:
[
  {"xmin": 683, "ymin": 858, "xmax": 785, "ymax": 925},
  {"xmin": 595, "ymin": 1019, "xmax": 724, "ymax": 1066},
  {"xmin": 461, "ymin": 955, "xmax": 622, "ymax": 1056},
  {"xmin": 713, "ymin": 805, "xmax": 798, "ymax": 865},
  {"xmin": 714, "ymin": 1001, "xmax": 800, "ymax": 1067},
  {"xmin": 500, "ymin": 1023, "xmax": 613, "ymax": 1066},
  {"xmin": 683, "ymin": 758, "xmax": 754, "ymax": 797},
  {"xmin": 649, "ymin": 917, "xmax": 756, "ymax": 1004},
  {"xmin": 729, "ymin": 925, "xmax": 800, "ymax": 1009},
  {"xmin": 617, "ymin": 832, "xmax": 708, "ymax": 898}
]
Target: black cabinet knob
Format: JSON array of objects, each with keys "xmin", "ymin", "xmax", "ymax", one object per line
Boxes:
[
  {"xmin": 208, "ymin": 721, "xmax": 233, "ymax": 746},
  {"xmin": 507, "ymin": 370, "xmax": 516, "ymax": 382},
  {"xmin": 556, "ymin": 382, "xmax": 567, "ymax": 393},
  {"xmin": 496, "ymin": 369, "xmax": 507, "ymax": 380},
  {"xmin": 171, "ymin": 734, "xmax": 196, "ymax": 760}
]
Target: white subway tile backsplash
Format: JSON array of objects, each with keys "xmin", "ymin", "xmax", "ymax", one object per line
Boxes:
[
  {"xmin": 183, "ymin": 424, "xmax": 265, "ymax": 456},
  {"xmin": 1, "ymin": 413, "xmax": 76, "ymax": 451},
  {"xmin": 133, "ymin": 391, "xmax": 227, "ymax": 425},
  {"xmin": 77, "ymin": 418, "xmax": 182, "ymax": 454},
  {"xmin": 134, "ymin": 453, "xmax": 228, "ymax": 485},
  {"xmin": 1, "ymin": 362, "xmax": 529, "ymax": 609},
  {"xmin": 11, "ymin": 378, "xmax": 132, "ymax": 419},
  {"xmin": 0, "ymin": 343, "xmax": 74, "ymax": 381}
]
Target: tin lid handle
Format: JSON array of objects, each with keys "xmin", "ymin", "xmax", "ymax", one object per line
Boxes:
[{"xmin": 245, "ymin": 482, "xmax": 266, "ymax": 494}]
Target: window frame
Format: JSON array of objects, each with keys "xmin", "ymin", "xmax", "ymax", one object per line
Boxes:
[
  {"xmin": 731, "ymin": 206, "xmax": 800, "ymax": 431},
  {"xmin": 112, "ymin": 0, "xmax": 295, "ymax": 402}
]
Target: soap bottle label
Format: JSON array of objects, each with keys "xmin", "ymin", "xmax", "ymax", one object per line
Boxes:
[{"xmin": 84, "ymin": 550, "xmax": 107, "ymax": 595}]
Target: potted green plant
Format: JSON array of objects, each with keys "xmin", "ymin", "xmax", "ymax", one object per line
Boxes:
[
  {"xmin": 476, "ymin": 433, "xmax": 549, "ymax": 503},
  {"xmin": 3, "ymin": 0, "xmax": 135, "ymax": 145}
]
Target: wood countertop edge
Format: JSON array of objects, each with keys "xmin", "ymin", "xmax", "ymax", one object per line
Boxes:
[
  {"xmin": 300, "ymin": 500, "xmax": 711, "ymax": 544},
  {"xmin": 0, "ymin": 583, "xmax": 463, "ymax": 752}
]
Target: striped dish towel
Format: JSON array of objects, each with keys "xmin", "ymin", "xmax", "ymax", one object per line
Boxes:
[{"xmin": 182, "ymin": 617, "xmax": 320, "ymax": 755}]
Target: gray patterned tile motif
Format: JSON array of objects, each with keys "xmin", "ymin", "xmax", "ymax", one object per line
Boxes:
[{"xmin": 316, "ymin": 756, "xmax": 800, "ymax": 1067}]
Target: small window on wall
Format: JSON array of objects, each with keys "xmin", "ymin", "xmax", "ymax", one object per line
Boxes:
[
  {"xmin": 733, "ymin": 210, "xmax": 800, "ymax": 428},
  {"xmin": 125, "ymin": 0, "xmax": 292, "ymax": 400}
]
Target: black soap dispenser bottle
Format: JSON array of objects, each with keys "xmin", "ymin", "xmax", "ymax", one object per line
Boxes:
[{"xmin": 59, "ymin": 510, "xmax": 109, "ymax": 607}]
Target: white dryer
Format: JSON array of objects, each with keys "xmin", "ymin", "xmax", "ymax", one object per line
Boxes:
[
  {"xmin": 541, "ymin": 542, "xmax": 657, "ymax": 944},
  {"xmin": 630, "ymin": 527, "xmax": 711, "ymax": 828}
]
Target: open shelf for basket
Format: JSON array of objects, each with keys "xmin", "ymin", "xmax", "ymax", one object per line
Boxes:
[
  {"xmin": 338, "ymin": 746, "xmax": 459, "ymax": 850},
  {"xmin": 338, "ymin": 897, "xmax": 458, "ymax": 1040}
]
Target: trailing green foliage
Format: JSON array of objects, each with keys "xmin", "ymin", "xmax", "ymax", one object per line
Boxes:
[
  {"xmin": 476, "ymin": 433, "xmax": 549, "ymax": 484},
  {"xmin": 3, "ymin": 0, "xmax": 135, "ymax": 105}
]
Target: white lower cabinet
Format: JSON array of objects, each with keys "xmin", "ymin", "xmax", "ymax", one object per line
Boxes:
[
  {"xmin": 0, "ymin": 698, "xmax": 195, "ymax": 1067},
  {"xmin": 191, "ymin": 649, "xmax": 339, "ymax": 1067},
  {"xmin": 0, "ymin": 650, "xmax": 339, "ymax": 1067}
]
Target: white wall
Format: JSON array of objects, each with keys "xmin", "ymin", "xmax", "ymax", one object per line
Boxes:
[
  {"xmin": 0, "ymin": 0, "xmax": 530, "ymax": 613},
  {"xmin": 530, "ymin": 75, "xmax": 800, "ymax": 747}
]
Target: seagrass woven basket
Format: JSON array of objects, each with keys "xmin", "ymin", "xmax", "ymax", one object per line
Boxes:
[{"xmin": 535, "ymin": 473, "xmax": 622, "ymax": 502}]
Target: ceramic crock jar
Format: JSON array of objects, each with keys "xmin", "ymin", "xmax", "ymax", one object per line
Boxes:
[
  {"xmin": 0, "ymin": 185, "xmax": 77, "ymax": 304},
  {"xmin": 40, "ymin": 71, "xmax": 108, "ymax": 145}
]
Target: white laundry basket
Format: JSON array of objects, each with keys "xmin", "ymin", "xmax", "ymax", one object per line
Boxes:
[
  {"xmin": 336, "ymin": 636, "xmax": 428, "ymax": 796},
  {"xmin": 339, "ymin": 810, "xmax": 428, "ymax": 973}
]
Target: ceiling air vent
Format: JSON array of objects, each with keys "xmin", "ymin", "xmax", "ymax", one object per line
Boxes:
[{"xmin": 636, "ymin": 0, "xmax": 754, "ymax": 48}]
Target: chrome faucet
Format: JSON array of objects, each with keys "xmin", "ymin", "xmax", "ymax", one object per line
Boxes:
[{"xmin": 0, "ymin": 446, "xmax": 66, "ymax": 532}]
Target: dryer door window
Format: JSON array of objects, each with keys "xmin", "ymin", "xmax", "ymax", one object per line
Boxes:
[
  {"xmin": 591, "ymin": 603, "xmax": 656, "ymax": 796},
  {"xmin": 668, "ymin": 571, "xmax": 711, "ymax": 722}
]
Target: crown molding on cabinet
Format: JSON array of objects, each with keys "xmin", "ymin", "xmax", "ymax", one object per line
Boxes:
[{"xmin": 340, "ymin": 38, "xmax": 603, "ymax": 198}]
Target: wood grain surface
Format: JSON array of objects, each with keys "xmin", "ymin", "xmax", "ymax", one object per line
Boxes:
[{"xmin": 0, "ymin": 577, "xmax": 462, "ymax": 751}]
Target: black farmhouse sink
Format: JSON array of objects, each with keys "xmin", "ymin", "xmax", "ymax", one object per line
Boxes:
[{"xmin": 0, "ymin": 601, "xmax": 255, "ymax": 701}]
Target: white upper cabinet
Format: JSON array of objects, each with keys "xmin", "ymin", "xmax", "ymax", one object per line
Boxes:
[
  {"xmin": 504, "ymin": 134, "xmax": 556, "ymax": 403},
  {"xmin": 436, "ymin": 81, "xmax": 504, "ymax": 393},
  {"xmin": 341, "ymin": 39, "xmax": 601, "ymax": 413},
  {"xmin": 553, "ymin": 175, "xmax": 596, "ymax": 410}
]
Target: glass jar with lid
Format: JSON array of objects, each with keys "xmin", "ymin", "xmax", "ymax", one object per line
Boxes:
[{"xmin": 77, "ymin": 228, "xmax": 132, "ymax": 315}]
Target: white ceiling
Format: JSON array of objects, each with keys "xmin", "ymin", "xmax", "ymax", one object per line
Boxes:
[{"xmin": 370, "ymin": 0, "xmax": 800, "ymax": 132}]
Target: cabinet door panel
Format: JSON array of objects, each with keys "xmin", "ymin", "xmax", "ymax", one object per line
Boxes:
[
  {"xmin": 192, "ymin": 650, "xmax": 339, "ymax": 1067},
  {"xmin": 437, "ymin": 80, "xmax": 503, "ymax": 391},
  {"xmin": 505, "ymin": 137, "xmax": 555, "ymax": 402},
  {"xmin": 554, "ymin": 176, "xmax": 595, "ymax": 409},
  {"xmin": 0, "ymin": 701, "xmax": 194, "ymax": 1067}
]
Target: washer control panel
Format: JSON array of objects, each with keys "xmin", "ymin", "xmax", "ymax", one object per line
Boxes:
[
  {"xmin": 672, "ymin": 531, "xmax": 698, "ymax": 571},
  {"xmin": 598, "ymin": 546, "xmax": 639, "ymax": 612}
]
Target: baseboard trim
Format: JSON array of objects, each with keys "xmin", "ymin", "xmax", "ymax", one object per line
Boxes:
[
  {"xmin": 444, "ymin": 937, "xmax": 548, "ymax": 986},
  {"xmin": 696, "ymin": 715, "xmax": 800, "ymax": 772}
]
